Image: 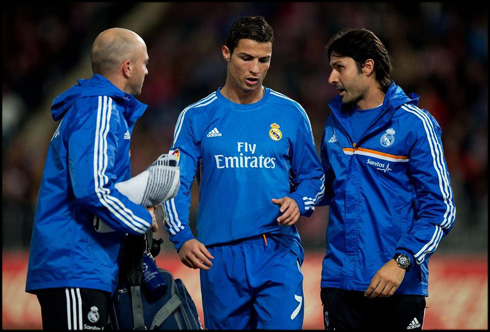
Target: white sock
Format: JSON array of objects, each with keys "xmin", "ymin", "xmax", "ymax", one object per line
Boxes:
[
  {"xmin": 115, "ymin": 170, "xmax": 149, "ymax": 205},
  {"xmin": 115, "ymin": 153, "xmax": 180, "ymax": 207}
]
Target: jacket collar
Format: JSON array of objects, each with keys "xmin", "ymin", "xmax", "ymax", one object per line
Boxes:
[
  {"xmin": 51, "ymin": 74, "xmax": 147, "ymax": 125},
  {"xmin": 328, "ymin": 81, "xmax": 419, "ymax": 117},
  {"xmin": 327, "ymin": 82, "xmax": 421, "ymax": 142}
]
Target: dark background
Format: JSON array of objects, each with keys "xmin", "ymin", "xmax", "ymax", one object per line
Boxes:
[{"xmin": 3, "ymin": 2, "xmax": 487, "ymax": 255}]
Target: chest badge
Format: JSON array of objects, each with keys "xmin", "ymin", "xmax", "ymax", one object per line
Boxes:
[
  {"xmin": 380, "ymin": 128, "xmax": 395, "ymax": 147},
  {"xmin": 269, "ymin": 123, "xmax": 282, "ymax": 141}
]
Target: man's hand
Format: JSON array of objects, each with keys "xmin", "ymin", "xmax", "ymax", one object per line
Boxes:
[
  {"xmin": 364, "ymin": 259, "xmax": 406, "ymax": 298},
  {"xmin": 178, "ymin": 239, "xmax": 214, "ymax": 270},
  {"xmin": 146, "ymin": 206, "xmax": 158, "ymax": 232},
  {"xmin": 272, "ymin": 197, "xmax": 300, "ymax": 226}
]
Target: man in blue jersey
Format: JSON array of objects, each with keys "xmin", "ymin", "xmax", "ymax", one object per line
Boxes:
[
  {"xmin": 319, "ymin": 28, "xmax": 456, "ymax": 330},
  {"xmin": 164, "ymin": 16, "xmax": 325, "ymax": 329},
  {"xmin": 25, "ymin": 28, "xmax": 171, "ymax": 330}
]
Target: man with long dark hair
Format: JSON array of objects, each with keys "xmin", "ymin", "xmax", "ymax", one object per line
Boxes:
[{"xmin": 319, "ymin": 28, "xmax": 456, "ymax": 330}]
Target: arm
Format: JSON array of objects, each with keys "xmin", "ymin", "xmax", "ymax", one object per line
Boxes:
[
  {"xmin": 318, "ymin": 121, "xmax": 336, "ymax": 206},
  {"xmin": 365, "ymin": 108, "xmax": 456, "ymax": 297},
  {"xmin": 287, "ymin": 108, "xmax": 325, "ymax": 217},
  {"xmin": 273, "ymin": 107, "xmax": 325, "ymax": 224},
  {"xmin": 163, "ymin": 111, "xmax": 199, "ymax": 250},
  {"xmin": 396, "ymin": 109, "xmax": 456, "ymax": 265},
  {"xmin": 165, "ymin": 110, "xmax": 214, "ymax": 270},
  {"xmin": 163, "ymin": 110, "xmax": 214, "ymax": 269},
  {"xmin": 68, "ymin": 98, "xmax": 153, "ymax": 235}
]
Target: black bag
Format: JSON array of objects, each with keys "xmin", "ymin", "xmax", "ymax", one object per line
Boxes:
[{"xmin": 110, "ymin": 233, "xmax": 203, "ymax": 330}]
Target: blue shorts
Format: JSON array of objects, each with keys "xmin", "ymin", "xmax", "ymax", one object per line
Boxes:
[{"xmin": 200, "ymin": 234, "xmax": 304, "ymax": 330}]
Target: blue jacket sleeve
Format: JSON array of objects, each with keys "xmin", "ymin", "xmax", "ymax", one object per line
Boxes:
[
  {"xmin": 68, "ymin": 98, "xmax": 152, "ymax": 235},
  {"xmin": 164, "ymin": 110, "xmax": 199, "ymax": 251},
  {"xmin": 288, "ymin": 107, "xmax": 325, "ymax": 217},
  {"xmin": 318, "ymin": 117, "xmax": 336, "ymax": 206},
  {"xmin": 396, "ymin": 111, "xmax": 456, "ymax": 265}
]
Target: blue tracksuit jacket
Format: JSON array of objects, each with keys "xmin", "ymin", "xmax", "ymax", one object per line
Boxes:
[
  {"xmin": 319, "ymin": 82, "xmax": 456, "ymax": 295},
  {"xmin": 26, "ymin": 74, "xmax": 152, "ymax": 294}
]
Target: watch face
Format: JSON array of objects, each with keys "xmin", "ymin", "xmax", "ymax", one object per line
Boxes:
[{"xmin": 396, "ymin": 255, "xmax": 410, "ymax": 269}]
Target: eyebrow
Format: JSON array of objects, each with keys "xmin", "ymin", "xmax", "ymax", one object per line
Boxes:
[{"xmin": 237, "ymin": 51, "xmax": 271, "ymax": 58}]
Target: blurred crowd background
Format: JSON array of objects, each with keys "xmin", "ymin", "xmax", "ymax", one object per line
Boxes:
[{"xmin": 2, "ymin": 2, "xmax": 488, "ymax": 256}]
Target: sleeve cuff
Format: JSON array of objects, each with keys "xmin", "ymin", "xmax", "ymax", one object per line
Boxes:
[
  {"xmin": 395, "ymin": 249, "xmax": 415, "ymax": 266},
  {"xmin": 169, "ymin": 228, "xmax": 195, "ymax": 252},
  {"xmin": 288, "ymin": 192, "xmax": 313, "ymax": 217}
]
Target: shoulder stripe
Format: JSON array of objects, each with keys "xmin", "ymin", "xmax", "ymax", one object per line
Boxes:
[
  {"xmin": 402, "ymin": 104, "xmax": 455, "ymax": 228},
  {"xmin": 269, "ymin": 89, "xmax": 316, "ymax": 143},
  {"xmin": 167, "ymin": 93, "xmax": 218, "ymax": 236},
  {"xmin": 93, "ymin": 96, "xmax": 150, "ymax": 234},
  {"xmin": 173, "ymin": 92, "xmax": 217, "ymax": 144},
  {"xmin": 401, "ymin": 104, "xmax": 455, "ymax": 263}
]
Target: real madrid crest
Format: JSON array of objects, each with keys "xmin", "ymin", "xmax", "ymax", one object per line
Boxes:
[
  {"xmin": 269, "ymin": 123, "xmax": 282, "ymax": 141},
  {"xmin": 88, "ymin": 306, "xmax": 100, "ymax": 323},
  {"xmin": 380, "ymin": 128, "xmax": 395, "ymax": 147}
]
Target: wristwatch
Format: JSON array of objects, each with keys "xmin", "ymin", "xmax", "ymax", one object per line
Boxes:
[{"xmin": 394, "ymin": 253, "xmax": 411, "ymax": 271}]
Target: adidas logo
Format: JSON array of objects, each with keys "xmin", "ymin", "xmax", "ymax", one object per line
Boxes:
[
  {"xmin": 124, "ymin": 130, "xmax": 131, "ymax": 140},
  {"xmin": 328, "ymin": 132, "xmax": 337, "ymax": 143},
  {"xmin": 407, "ymin": 317, "xmax": 421, "ymax": 329},
  {"xmin": 207, "ymin": 127, "xmax": 222, "ymax": 138}
]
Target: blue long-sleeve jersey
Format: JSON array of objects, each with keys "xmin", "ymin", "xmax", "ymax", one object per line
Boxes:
[{"xmin": 165, "ymin": 87, "xmax": 325, "ymax": 251}]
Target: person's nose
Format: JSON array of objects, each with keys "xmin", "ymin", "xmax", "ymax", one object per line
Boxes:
[
  {"xmin": 328, "ymin": 71, "xmax": 337, "ymax": 85},
  {"xmin": 250, "ymin": 60, "xmax": 260, "ymax": 75}
]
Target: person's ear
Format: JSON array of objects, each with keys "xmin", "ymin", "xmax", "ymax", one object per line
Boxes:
[
  {"xmin": 222, "ymin": 45, "xmax": 231, "ymax": 62},
  {"xmin": 363, "ymin": 59, "xmax": 375, "ymax": 76},
  {"xmin": 122, "ymin": 60, "xmax": 132, "ymax": 78}
]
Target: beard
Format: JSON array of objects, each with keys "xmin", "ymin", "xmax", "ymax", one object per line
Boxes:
[{"xmin": 341, "ymin": 89, "xmax": 365, "ymax": 109}]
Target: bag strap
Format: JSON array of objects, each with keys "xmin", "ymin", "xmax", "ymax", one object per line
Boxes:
[
  {"xmin": 174, "ymin": 280, "xmax": 199, "ymax": 329},
  {"xmin": 119, "ymin": 234, "xmax": 147, "ymax": 330},
  {"xmin": 150, "ymin": 294, "xmax": 182, "ymax": 329},
  {"xmin": 150, "ymin": 268, "xmax": 183, "ymax": 329},
  {"xmin": 130, "ymin": 285, "xmax": 147, "ymax": 330}
]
